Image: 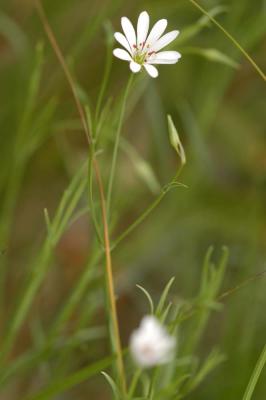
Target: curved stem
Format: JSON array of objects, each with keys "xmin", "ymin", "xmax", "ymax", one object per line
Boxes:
[
  {"xmin": 243, "ymin": 344, "xmax": 266, "ymax": 400},
  {"xmin": 113, "ymin": 166, "xmax": 184, "ymax": 250},
  {"xmin": 188, "ymin": 0, "xmax": 266, "ymax": 81}
]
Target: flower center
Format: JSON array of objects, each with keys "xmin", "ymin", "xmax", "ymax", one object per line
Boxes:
[{"xmin": 132, "ymin": 43, "xmax": 156, "ymax": 65}]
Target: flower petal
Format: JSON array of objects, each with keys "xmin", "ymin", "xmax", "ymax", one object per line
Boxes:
[
  {"xmin": 145, "ymin": 19, "xmax": 167, "ymax": 47},
  {"xmin": 137, "ymin": 11, "xmax": 150, "ymax": 46},
  {"xmin": 121, "ymin": 17, "xmax": 136, "ymax": 50},
  {"xmin": 130, "ymin": 61, "xmax": 141, "ymax": 73},
  {"xmin": 113, "ymin": 48, "xmax": 132, "ymax": 61},
  {"xmin": 148, "ymin": 51, "xmax": 181, "ymax": 64},
  {"xmin": 144, "ymin": 63, "xmax": 159, "ymax": 78},
  {"xmin": 114, "ymin": 32, "xmax": 132, "ymax": 55},
  {"xmin": 151, "ymin": 30, "xmax": 179, "ymax": 52}
]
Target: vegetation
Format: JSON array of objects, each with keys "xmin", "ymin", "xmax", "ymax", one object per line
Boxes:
[{"xmin": 0, "ymin": 0, "xmax": 265, "ymax": 399}]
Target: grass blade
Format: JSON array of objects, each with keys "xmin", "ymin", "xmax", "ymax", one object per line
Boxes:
[
  {"xmin": 25, "ymin": 356, "xmax": 114, "ymax": 400},
  {"xmin": 242, "ymin": 344, "xmax": 266, "ymax": 400}
]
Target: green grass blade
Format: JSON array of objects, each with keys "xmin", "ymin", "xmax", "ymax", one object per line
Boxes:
[
  {"xmin": 156, "ymin": 277, "xmax": 175, "ymax": 317},
  {"xmin": 136, "ymin": 284, "xmax": 154, "ymax": 315},
  {"xmin": 0, "ymin": 164, "xmax": 86, "ymax": 362},
  {"xmin": 187, "ymin": 0, "xmax": 266, "ymax": 81},
  {"xmin": 25, "ymin": 356, "xmax": 114, "ymax": 400},
  {"xmin": 242, "ymin": 344, "xmax": 266, "ymax": 400}
]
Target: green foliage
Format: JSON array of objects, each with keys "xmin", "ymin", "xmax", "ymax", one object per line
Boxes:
[
  {"xmin": 242, "ymin": 345, "xmax": 266, "ymax": 400},
  {"xmin": 0, "ymin": 0, "xmax": 265, "ymax": 399}
]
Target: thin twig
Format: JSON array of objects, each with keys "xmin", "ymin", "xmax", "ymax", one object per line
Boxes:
[
  {"xmin": 188, "ymin": 0, "xmax": 266, "ymax": 81},
  {"xmin": 177, "ymin": 269, "xmax": 266, "ymax": 324},
  {"xmin": 218, "ymin": 269, "xmax": 266, "ymax": 301}
]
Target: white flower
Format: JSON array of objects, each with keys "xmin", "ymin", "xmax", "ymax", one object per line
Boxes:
[
  {"xmin": 129, "ymin": 315, "xmax": 176, "ymax": 368},
  {"xmin": 113, "ymin": 11, "xmax": 181, "ymax": 78}
]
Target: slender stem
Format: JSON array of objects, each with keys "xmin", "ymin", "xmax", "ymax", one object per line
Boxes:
[
  {"xmin": 172, "ymin": 269, "xmax": 266, "ymax": 326},
  {"xmin": 34, "ymin": 0, "xmax": 126, "ymax": 395},
  {"xmin": 107, "ymin": 74, "xmax": 134, "ymax": 217},
  {"xmin": 218, "ymin": 269, "xmax": 266, "ymax": 302},
  {"xmin": 242, "ymin": 344, "xmax": 266, "ymax": 400},
  {"xmin": 113, "ymin": 166, "xmax": 184, "ymax": 250},
  {"xmin": 87, "ymin": 146, "xmax": 104, "ymax": 245},
  {"xmin": 93, "ymin": 159, "xmax": 126, "ymax": 394},
  {"xmin": 113, "ymin": 191, "xmax": 166, "ymax": 250},
  {"xmin": 188, "ymin": 0, "xmax": 266, "ymax": 81},
  {"xmin": 148, "ymin": 367, "xmax": 160, "ymax": 399},
  {"xmin": 128, "ymin": 368, "xmax": 142, "ymax": 398}
]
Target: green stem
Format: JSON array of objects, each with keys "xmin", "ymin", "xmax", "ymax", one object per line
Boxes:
[
  {"xmin": 114, "ymin": 191, "xmax": 166, "ymax": 250},
  {"xmin": 106, "ymin": 74, "xmax": 134, "ymax": 217},
  {"xmin": 148, "ymin": 367, "xmax": 160, "ymax": 399},
  {"xmin": 128, "ymin": 368, "xmax": 142, "ymax": 398},
  {"xmin": 112, "ymin": 166, "xmax": 184, "ymax": 250},
  {"xmin": 242, "ymin": 344, "xmax": 266, "ymax": 400},
  {"xmin": 87, "ymin": 147, "xmax": 104, "ymax": 244},
  {"xmin": 188, "ymin": 0, "xmax": 266, "ymax": 81}
]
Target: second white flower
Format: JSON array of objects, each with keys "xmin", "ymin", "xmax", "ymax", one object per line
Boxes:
[{"xmin": 130, "ymin": 315, "xmax": 176, "ymax": 368}]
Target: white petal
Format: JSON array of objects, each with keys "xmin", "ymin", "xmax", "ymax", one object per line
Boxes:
[
  {"xmin": 113, "ymin": 48, "xmax": 132, "ymax": 61},
  {"xmin": 145, "ymin": 19, "xmax": 167, "ymax": 47},
  {"xmin": 114, "ymin": 32, "xmax": 132, "ymax": 55},
  {"xmin": 152, "ymin": 30, "xmax": 179, "ymax": 52},
  {"xmin": 129, "ymin": 315, "xmax": 176, "ymax": 368},
  {"xmin": 144, "ymin": 64, "xmax": 159, "ymax": 78},
  {"xmin": 121, "ymin": 17, "xmax": 136, "ymax": 50},
  {"xmin": 137, "ymin": 11, "xmax": 150, "ymax": 46},
  {"xmin": 148, "ymin": 51, "xmax": 181, "ymax": 64},
  {"xmin": 130, "ymin": 61, "xmax": 141, "ymax": 73}
]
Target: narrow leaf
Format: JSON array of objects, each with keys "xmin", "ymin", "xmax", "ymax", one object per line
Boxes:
[
  {"xmin": 242, "ymin": 345, "xmax": 266, "ymax": 400},
  {"xmin": 156, "ymin": 277, "xmax": 175, "ymax": 316},
  {"xmin": 136, "ymin": 284, "xmax": 154, "ymax": 315}
]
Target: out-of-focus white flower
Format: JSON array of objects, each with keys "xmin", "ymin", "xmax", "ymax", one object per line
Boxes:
[
  {"xmin": 113, "ymin": 11, "xmax": 181, "ymax": 78},
  {"xmin": 129, "ymin": 315, "xmax": 176, "ymax": 368}
]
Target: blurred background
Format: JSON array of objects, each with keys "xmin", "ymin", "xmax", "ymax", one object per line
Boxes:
[{"xmin": 0, "ymin": 0, "xmax": 265, "ymax": 399}]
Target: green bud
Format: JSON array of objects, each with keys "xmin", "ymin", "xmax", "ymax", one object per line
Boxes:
[{"xmin": 167, "ymin": 115, "xmax": 186, "ymax": 165}]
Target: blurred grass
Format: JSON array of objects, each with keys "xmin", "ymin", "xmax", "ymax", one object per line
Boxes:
[{"xmin": 0, "ymin": 0, "xmax": 265, "ymax": 399}]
